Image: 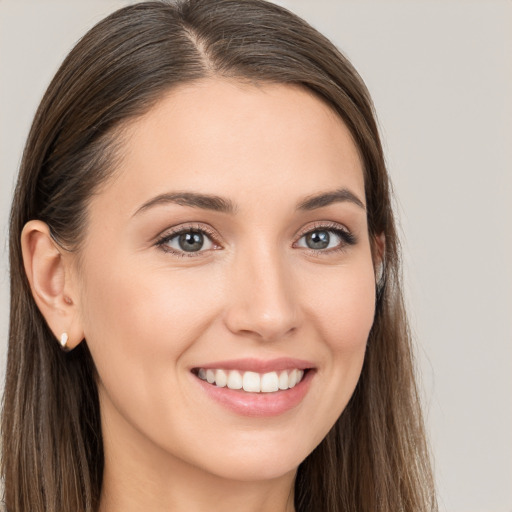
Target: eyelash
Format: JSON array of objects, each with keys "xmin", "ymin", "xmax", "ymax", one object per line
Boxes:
[
  {"xmin": 295, "ymin": 221, "xmax": 357, "ymax": 256},
  {"xmin": 155, "ymin": 223, "xmax": 220, "ymax": 258},
  {"xmin": 155, "ymin": 221, "xmax": 356, "ymax": 258}
]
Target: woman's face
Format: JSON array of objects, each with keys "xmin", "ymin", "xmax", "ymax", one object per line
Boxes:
[{"xmin": 75, "ymin": 79, "xmax": 376, "ymax": 483}]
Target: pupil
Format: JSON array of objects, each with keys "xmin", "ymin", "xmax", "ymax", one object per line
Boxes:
[
  {"xmin": 307, "ymin": 231, "xmax": 329, "ymax": 249},
  {"xmin": 179, "ymin": 232, "xmax": 204, "ymax": 252}
]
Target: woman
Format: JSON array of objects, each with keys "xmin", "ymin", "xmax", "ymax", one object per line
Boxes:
[{"xmin": 2, "ymin": 0, "xmax": 437, "ymax": 511}]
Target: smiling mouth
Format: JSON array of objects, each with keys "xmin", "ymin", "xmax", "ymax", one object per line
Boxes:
[{"xmin": 192, "ymin": 368, "xmax": 309, "ymax": 393}]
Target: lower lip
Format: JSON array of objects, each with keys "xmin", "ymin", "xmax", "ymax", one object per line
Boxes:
[{"xmin": 193, "ymin": 370, "xmax": 314, "ymax": 417}]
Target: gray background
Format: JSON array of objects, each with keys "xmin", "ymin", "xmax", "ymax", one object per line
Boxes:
[{"xmin": 0, "ymin": 1, "xmax": 511, "ymax": 511}]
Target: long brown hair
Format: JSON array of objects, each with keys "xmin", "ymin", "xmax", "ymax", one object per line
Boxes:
[{"xmin": 2, "ymin": 1, "xmax": 437, "ymax": 510}]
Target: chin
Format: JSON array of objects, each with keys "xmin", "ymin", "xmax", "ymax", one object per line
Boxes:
[
  {"xmin": 204, "ymin": 456, "xmax": 301, "ymax": 483},
  {"xmin": 189, "ymin": 433, "xmax": 315, "ymax": 483}
]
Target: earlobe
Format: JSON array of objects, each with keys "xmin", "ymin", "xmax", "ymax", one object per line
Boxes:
[{"xmin": 21, "ymin": 220, "xmax": 84, "ymax": 350}]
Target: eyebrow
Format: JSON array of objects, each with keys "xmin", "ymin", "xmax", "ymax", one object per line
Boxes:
[
  {"xmin": 133, "ymin": 192, "xmax": 237, "ymax": 216},
  {"xmin": 297, "ymin": 188, "xmax": 366, "ymax": 211},
  {"xmin": 133, "ymin": 187, "xmax": 365, "ymax": 217}
]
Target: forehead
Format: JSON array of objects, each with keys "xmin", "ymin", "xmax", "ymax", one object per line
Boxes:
[{"xmin": 92, "ymin": 79, "xmax": 365, "ymax": 217}]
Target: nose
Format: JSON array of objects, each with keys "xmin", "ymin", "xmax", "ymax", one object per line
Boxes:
[{"xmin": 223, "ymin": 244, "xmax": 301, "ymax": 342}]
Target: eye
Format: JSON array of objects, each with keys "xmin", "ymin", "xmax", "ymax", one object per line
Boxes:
[
  {"xmin": 295, "ymin": 225, "xmax": 356, "ymax": 252},
  {"xmin": 156, "ymin": 227, "xmax": 217, "ymax": 255}
]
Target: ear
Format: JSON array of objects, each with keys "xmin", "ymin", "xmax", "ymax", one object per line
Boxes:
[{"xmin": 21, "ymin": 220, "xmax": 84, "ymax": 350}]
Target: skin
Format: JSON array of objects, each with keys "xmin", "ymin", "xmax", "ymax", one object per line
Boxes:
[{"xmin": 22, "ymin": 79, "xmax": 379, "ymax": 512}]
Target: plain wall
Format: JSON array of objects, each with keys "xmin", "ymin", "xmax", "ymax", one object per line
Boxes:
[{"xmin": 1, "ymin": 1, "xmax": 511, "ymax": 511}]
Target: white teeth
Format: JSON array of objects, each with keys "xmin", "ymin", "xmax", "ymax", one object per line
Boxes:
[
  {"xmin": 243, "ymin": 371, "xmax": 260, "ymax": 392},
  {"xmin": 260, "ymin": 371, "xmax": 279, "ymax": 393},
  {"xmin": 196, "ymin": 368, "xmax": 306, "ymax": 393},
  {"xmin": 206, "ymin": 369, "xmax": 215, "ymax": 384},
  {"xmin": 288, "ymin": 369, "xmax": 298, "ymax": 388},
  {"xmin": 227, "ymin": 370, "xmax": 243, "ymax": 390},
  {"xmin": 215, "ymin": 369, "xmax": 227, "ymax": 387},
  {"xmin": 278, "ymin": 370, "xmax": 289, "ymax": 390}
]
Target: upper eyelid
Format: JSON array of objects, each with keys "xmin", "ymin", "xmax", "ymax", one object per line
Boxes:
[
  {"xmin": 157, "ymin": 221, "xmax": 350, "ymax": 241},
  {"xmin": 156, "ymin": 223, "xmax": 219, "ymax": 241},
  {"xmin": 294, "ymin": 220, "xmax": 351, "ymax": 239}
]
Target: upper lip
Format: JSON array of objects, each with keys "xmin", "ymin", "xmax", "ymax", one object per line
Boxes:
[{"xmin": 192, "ymin": 357, "xmax": 315, "ymax": 373}]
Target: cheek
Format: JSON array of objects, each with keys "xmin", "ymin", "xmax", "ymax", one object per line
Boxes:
[
  {"xmin": 300, "ymin": 255, "xmax": 376, "ymax": 428},
  {"xmin": 78, "ymin": 258, "xmax": 220, "ymax": 389},
  {"xmin": 77, "ymin": 257, "xmax": 228, "ymax": 460},
  {"xmin": 304, "ymin": 258, "xmax": 376, "ymax": 354}
]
